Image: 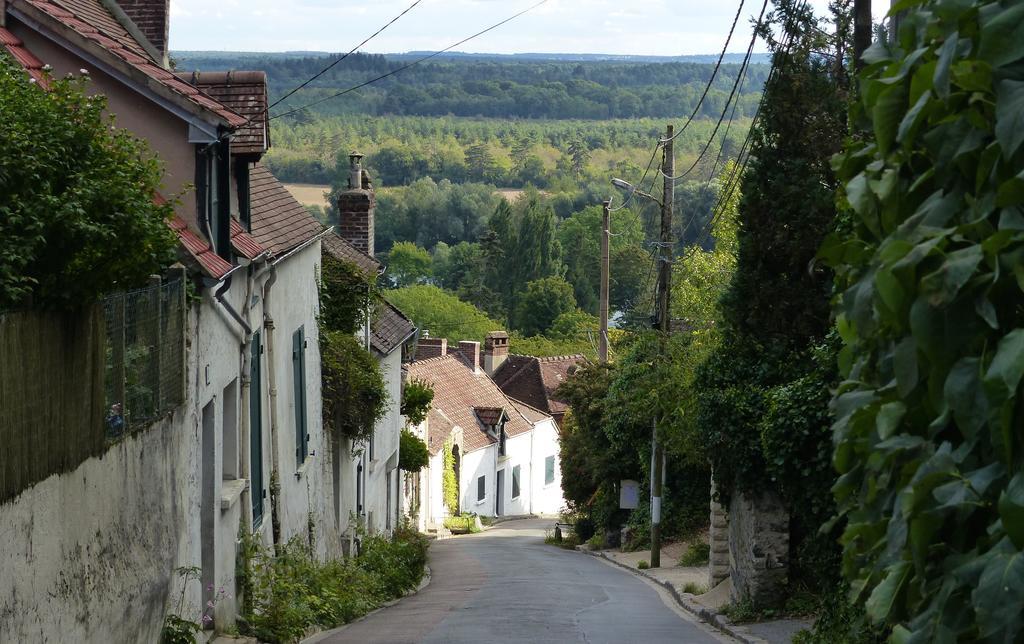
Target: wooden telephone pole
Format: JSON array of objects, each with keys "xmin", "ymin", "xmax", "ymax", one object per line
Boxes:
[
  {"xmin": 651, "ymin": 124, "xmax": 674, "ymax": 568},
  {"xmin": 599, "ymin": 200, "xmax": 611, "ymax": 362},
  {"xmin": 854, "ymin": 0, "xmax": 872, "ymax": 70}
]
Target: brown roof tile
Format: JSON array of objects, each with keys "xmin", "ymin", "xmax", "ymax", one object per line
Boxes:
[
  {"xmin": 14, "ymin": 0, "xmax": 246, "ymax": 128},
  {"xmin": 322, "ymin": 233, "xmax": 381, "ymax": 276},
  {"xmin": 492, "ymin": 354, "xmax": 586, "ymax": 418},
  {"xmin": 175, "ymin": 70, "xmax": 269, "ymax": 155},
  {"xmin": 408, "ymin": 354, "xmax": 542, "ymax": 454},
  {"xmin": 0, "ymin": 27, "xmax": 51, "ymax": 88},
  {"xmin": 370, "ymin": 301, "xmax": 416, "ymax": 356},
  {"xmin": 249, "ymin": 162, "xmax": 323, "ymax": 256}
]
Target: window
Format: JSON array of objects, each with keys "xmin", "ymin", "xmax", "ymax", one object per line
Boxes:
[
  {"xmin": 250, "ymin": 333, "xmax": 264, "ymax": 525},
  {"xmin": 498, "ymin": 423, "xmax": 507, "ymax": 456},
  {"xmin": 477, "ymin": 475, "xmax": 486, "ymax": 502},
  {"xmin": 512, "ymin": 465, "xmax": 521, "ymax": 499},
  {"xmin": 292, "ymin": 327, "xmax": 309, "ymax": 466},
  {"xmin": 545, "ymin": 456, "xmax": 555, "ymax": 485}
]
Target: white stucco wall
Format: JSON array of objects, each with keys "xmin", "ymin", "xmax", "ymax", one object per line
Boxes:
[
  {"xmin": 362, "ymin": 348, "xmax": 402, "ymax": 535},
  {"xmin": 496, "ymin": 433, "xmax": 534, "ymax": 517},
  {"xmin": 460, "ymin": 444, "xmax": 497, "ymax": 517},
  {"xmin": 530, "ymin": 418, "xmax": 565, "ymax": 515}
]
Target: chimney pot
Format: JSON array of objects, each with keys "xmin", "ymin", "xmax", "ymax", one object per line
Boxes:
[
  {"xmin": 337, "ymin": 151, "xmax": 375, "ymax": 257},
  {"xmin": 483, "ymin": 331, "xmax": 509, "ymax": 376}
]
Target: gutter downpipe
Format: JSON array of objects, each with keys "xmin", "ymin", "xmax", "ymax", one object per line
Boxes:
[
  {"xmin": 264, "ymin": 228, "xmax": 333, "ymax": 550},
  {"xmin": 238, "ymin": 253, "xmax": 272, "ymax": 534}
]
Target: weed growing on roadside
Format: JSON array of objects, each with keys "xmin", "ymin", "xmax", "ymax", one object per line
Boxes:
[{"xmin": 677, "ymin": 541, "xmax": 710, "ymax": 567}]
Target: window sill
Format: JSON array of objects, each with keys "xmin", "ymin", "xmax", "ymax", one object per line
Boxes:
[
  {"xmin": 476, "ymin": 498, "xmax": 487, "ymax": 506},
  {"xmin": 221, "ymin": 478, "xmax": 249, "ymax": 511}
]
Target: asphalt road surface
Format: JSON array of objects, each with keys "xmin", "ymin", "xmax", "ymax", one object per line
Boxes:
[{"xmin": 315, "ymin": 518, "xmax": 734, "ymax": 644}]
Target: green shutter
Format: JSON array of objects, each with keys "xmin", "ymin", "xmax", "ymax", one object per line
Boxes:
[
  {"xmin": 250, "ymin": 332, "xmax": 264, "ymax": 525},
  {"xmin": 293, "ymin": 327, "xmax": 308, "ymax": 466}
]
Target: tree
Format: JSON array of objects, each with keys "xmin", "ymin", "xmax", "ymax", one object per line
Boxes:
[
  {"xmin": 514, "ymin": 276, "xmax": 577, "ymax": 336},
  {"xmin": 386, "ymin": 284, "xmax": 501, "ymax": 342},
  {"xmin": 567, "ymin": 136, "xmax": 591, "ymax": 180},
  {"xmin": 464, "ymin": 142, "xmax": 497, "ymax": 183},
  {"xmin": 398, "ymin": 429, "xmax": 429, "ymax": 473},
  {"xmin": 385, "ymin": 241, "xmax": 432, "ymax": 287},
  {"xmin": 0, "ymin": 59, "xmax": 176, "ymax": 310},
  {"xmin": 824, "ymin": 0, "xmax": 1024, "ymax": 639}
]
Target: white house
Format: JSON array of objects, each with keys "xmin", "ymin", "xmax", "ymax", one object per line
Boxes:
[
  {"xmin": 407, "ymin": 340, "xmax": 564, "ymax": 530},
  {"xmin": 0, "ymin": 1, "xmax": 332, "ymax": 639}
]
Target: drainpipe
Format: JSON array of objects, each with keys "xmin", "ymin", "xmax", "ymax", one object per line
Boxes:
[{"xmin": 263, "ymin": 265, "xmax": 283, "ymax": 549}]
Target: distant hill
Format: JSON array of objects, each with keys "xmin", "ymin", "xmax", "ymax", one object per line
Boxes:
[{"xmin": 171, "ymin": 50, "xmax": 768, "ymax": 121}]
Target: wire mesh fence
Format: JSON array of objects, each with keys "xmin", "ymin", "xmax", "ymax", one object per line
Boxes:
[{"xmin": 103, "ymin": 274, "xmax": 186, "ymax": 440}]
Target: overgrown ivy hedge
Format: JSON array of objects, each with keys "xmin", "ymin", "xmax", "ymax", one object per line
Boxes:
[
  {"xmin": 0, "ymin": 57, "xmax": 176, "ymax": 310},
  {"xmin": 824, "ymin": 0, "xmax": 1024, "ymax": 638},
  {"xmin": 320, "ymin": 330, "xmax": 388, "ymax": 442}
]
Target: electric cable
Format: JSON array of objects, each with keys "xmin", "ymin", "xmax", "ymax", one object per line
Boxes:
[{"xmin": 269, "ymin": 0, "xmax": 550, "ymax": 121}]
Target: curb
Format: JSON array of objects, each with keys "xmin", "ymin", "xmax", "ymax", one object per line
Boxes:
[
  {"xmin": 577, "ymin": 548, "xmax": 768, "ymax": 644},
  {"xmin": 301, "ymin": 563, "xmax": 432, "ymax": 643}
]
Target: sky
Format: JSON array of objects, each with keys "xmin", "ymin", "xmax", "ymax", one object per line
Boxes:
[{"xmin": 168, "ymin": 0, "xmax": 889, "ymax": 57}]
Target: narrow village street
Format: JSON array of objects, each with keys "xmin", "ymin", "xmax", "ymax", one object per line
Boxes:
[{"xmin": 314, "ymin": 518, "xmax": 734, "ymax": 644}]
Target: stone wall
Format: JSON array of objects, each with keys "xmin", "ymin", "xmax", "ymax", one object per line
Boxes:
[
  {"xmin": 708, "ymin": 480, "xmax": 730, "ymax": 588},
  {"xmin": 727, "ymin": 489, "xmax": 789, "ymax": 605}
]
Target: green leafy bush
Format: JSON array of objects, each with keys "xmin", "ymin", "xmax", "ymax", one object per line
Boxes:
[
  {"xmin": 0, "ymin": 57, "xmax": 176, "ymax": 310},
  {"xmin": 320, "ymin": 330, "xmax": 388, "ymax": 442},
  {"xmin": 400, "ymin": 379, "xmax": 434, "ymax": 426},
  {"xmin": 678, "ymin": 541, "xmax": 711, "ymax": 567},
  {"xmin": 824, "ymin": 0, "xmax": 1024, "ymax": 639},
  {"xmin": 398, "ymin": 428, "xmax": 429, "ymax": 473},
  {"xmin": 319, "ymin": 254, "xmax": 376, "ymax": 335},
  {"xmin": 242, "ymin": 527, "xmax": 428, "ymax": 643}
]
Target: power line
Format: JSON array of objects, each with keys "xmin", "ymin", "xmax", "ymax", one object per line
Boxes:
[
  {"xmin": 269, "ymin": 0, "xmax": 550, "ymax": 121},
  {"xmin": 663, "ymin": 0, "xmax": 747, "ymax": 143},
  {"xmin": 266, "ymin": 0, "xmax": 425, "ymax": 113}
]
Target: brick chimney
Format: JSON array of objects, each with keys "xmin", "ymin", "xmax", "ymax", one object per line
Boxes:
[
  {"xmin": 337, "ymin": 152, "xmax": 375, "ymax": 257},
  {"xmin": 458, "ymin": 341, "xmax": 481, "ymax": 374},
  {"xmin": 484, "ymin": 331, "xmax": 509, "ymax": 376},
  {"xmin": 416, "ymin": 337, "xmax": 447, "ymax": 361},
  {"xmin": 105, "ymin": 0, "xmax": 170, "ymax": 66}
]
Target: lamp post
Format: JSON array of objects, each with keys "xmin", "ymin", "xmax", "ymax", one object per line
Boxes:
[{"xmin": 610, "ymin": 124, "xmax": 674, "ymax": 568}]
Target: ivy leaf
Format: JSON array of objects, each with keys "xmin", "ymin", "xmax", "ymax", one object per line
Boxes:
[
  {"xmin": 866, "ymin": 561, "xmax": 911, "ymax": 622},
  {"xmin": 877, "ymin": 401, "xmax": 907, "ymax": 440},
  {"xmin": 932, "ymin": 33, "xmax": 958, "ymax": 100},
  {"xmin": 874, "ymin": 85, "xmax": 908, "ymax": 157},
  {"xmin": 984, "ymin": 328, "xmax": 1024, "ymax": 395},
  {"xmin": 920, "ymin": 245, "xmax": 983, "ymax": 307},
  {"xmin": 995, "ymin": 80, "xmax": 1024, "ymax": 157},
  {"xmin": 999, "ymin": 474, "xmax": 1024, "ymax": 550},
  {"xmin": 944, "ymin": 357, "xmax": 988, "ymax": 439},
  {"xmin": 972, "ymin": 537, "xmax": 1024, "ymax": 638},
  {"xmin": 898, "ymin": 91, "xmax": 932, "ymax": 146},
  {"xmin": 978, "ymin": 2, "xmax": 1024, "ymax": 68},
  {"xmin": 894, "ymin": 336, "xmax": 919, "ymax": 397}
]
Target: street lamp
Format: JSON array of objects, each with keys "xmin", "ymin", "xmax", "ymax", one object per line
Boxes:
[{"xmin": 611, "ymin": 177, "xmax": 662, "ymax": 208}]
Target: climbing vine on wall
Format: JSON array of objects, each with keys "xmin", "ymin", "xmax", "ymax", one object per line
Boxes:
[
  {"xmin": 824, "ymin": 1, "xmax": 1024, "ymax": 638},
  {"xmin": 442, "ymin": 439, "xmax": 459, "ymax": 514}
]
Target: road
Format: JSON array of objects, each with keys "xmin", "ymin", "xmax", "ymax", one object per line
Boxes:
[{"xmin": 315, "ymin": 518, "xmax": 733, "ymax": 644}]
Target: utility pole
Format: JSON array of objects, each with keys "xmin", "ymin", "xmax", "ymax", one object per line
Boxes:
[
  {"xmin": 650, "ymin": 124, "xmax": 673, "ymax": 569},
  {"xmin": 599, "ymin": 199, "xmax": 611, "ymax": 362},
  {"xmin": 854, "ymin": 0, "xmax": 872, "ymax": 71}
]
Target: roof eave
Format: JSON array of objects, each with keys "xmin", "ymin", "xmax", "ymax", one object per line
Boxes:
[{"xmin": 9, "ymin": 2, "xmax": 236, "ymax": 134}]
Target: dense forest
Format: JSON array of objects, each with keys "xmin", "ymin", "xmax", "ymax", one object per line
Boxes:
[
  {"xmin": 174, "ymin": 51, "xmax": 769, "ymax": 121},
  {"xmin": 174, "ymin": 51, "xmax": 756, "ymax": 350}
]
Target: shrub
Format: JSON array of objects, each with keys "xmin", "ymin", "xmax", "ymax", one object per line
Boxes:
[
  {"xmin": 443, "ymin": 515, "xmax": 481, "ymax": 534},
  {"xmin": 637, "ymin": 560, "xmax": 649, "ymax": 570},
  {"xmin": 320, "ymin": 330, "xmax": 388, "ymax": 442},
  {"xmin": 398, "ymin": 428, "xmax": 429, "ymax": 473},
  {"xmin": 319, "ymin": 254, "xmax": 376, "ymax": 335},
  {"xmin": 678, "ymin": 542, "xmax": 710, "ymax": 567},
  {"xmin": 0, "ymin": 58, "xmax": 176, "ymax": 310},
  {"xmin": 400, "ymin": 379, "xmax": 434, "ymax": 426},
  {"xmin": 241, "ymin": 526, "xmax": 428, "ymax": 643}
]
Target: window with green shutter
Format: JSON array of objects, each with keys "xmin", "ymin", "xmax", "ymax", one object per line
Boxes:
[{"xmin": 292, "ymin": 327, "xmax": 309, "ymax": 466}]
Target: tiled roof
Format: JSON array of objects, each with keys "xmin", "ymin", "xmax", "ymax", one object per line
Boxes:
[
  {"xmin": 408, "ymin": 354, "xmax": 538, "ymax": 454},
  {"xmin": 322, "ymin": 233, "xmax": 381, "ymax": 277},
  {"xmin": 370, "ymin": 301, "xmax": 416, "ymax": 356},
  {"xmin": 230, "ymin": 218, "xmax": 266, "ymax": 260},
  {"xmin": 474, "ymin": 406, "xmax": 504, "ymax": 427},
  {"xmin": 115, "ymin": 0, "xmax": 167, "ymax": 57},
  {"xmin": 492, "ymin": 354, "xmax": 586, "ymax": 418},
  {"xmin": 0, "ymin": 27, "xmax": 51, "ymax": 88},
  {"xmin": 176, "ymin": 70, "xmax": 269, "ymax": 155},
  {"xmin": 169, "ymin": 216, "xmax": 232, "ymax": 279},
  {"xmin": 12, "ymin": 0, "xmax": 246, "ymax": 128},
  {"xmin": 249, "ymin": 162, "xmax": 323, "ymax": 256},
  {"xmin": 509, "ymin": 398, "xmax": 549, "ymax": 424}
]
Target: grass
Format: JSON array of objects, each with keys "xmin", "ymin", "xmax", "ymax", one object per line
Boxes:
[
  {"xmin": 722, "ymin": 588, "xmax": 822, "ymax": 623},
  {"xmin": 678, "ymin": 541, "xmax": 711, "ymax": 567},
  {"xmin": 443, "ymin": 515, "xmax": 482, "ymax": 534},
  {"xmin": 637, "ymin": 560, "xmax": 650, "ymax": 570},
  {"xmin": 586, "ymin": 533, "xmax": 605, "ymax": 549},
  {"xmin": 544, "ymin": 529, "xmax": 580, "ymax": 550},
  {"xmin": 682, "ymin": 582, "xmax": 708, "ymax": 595}
]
